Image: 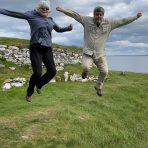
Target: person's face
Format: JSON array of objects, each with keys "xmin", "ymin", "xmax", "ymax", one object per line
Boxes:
[
  {"xmin": 94, "ymin": 11, "xmax": 104, "ymax": 25},
  {"xmin": 39, "ymin": 7, "xmax": 49, "ymax": 17}
]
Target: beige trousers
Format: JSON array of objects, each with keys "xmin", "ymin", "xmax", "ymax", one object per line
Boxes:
[{"xmin": 82, "ymin": 53, "xmax": 108, "ymax": 89}]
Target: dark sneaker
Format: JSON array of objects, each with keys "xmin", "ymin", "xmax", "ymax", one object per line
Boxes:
[
  {"xmin": 26, "ymin": 95, "xmax": 32, "ymax": 102},
  {"xmin": 36, "ymin": 88, "xmax": 41, "ymax": 94},
  {"xmin": 82, "ymin": 72, "xmax": 88, "ymax": 79},
  {"xmin": 94, "ymin": 86, "xmax": 103, "ymax": 96}
]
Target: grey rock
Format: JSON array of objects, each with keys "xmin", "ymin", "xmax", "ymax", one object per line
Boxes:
[
  {"xmin": 3, "ymin": 83, "xmax": 11, "ymax": 89},
  {"xmin": 8, "ymin": 46, "xmax": 19, "ymax": 50},
  {"xmin": 64, "ymin": 72, "xmax": 69, "ymax": 82},
  {"xmin": 0, "ymin": 45, "xmax": 7, "ymax": 48},
  {"xmin": 9, "ymin": 67, "xmax": 16, "ymax": 70},
  {"xmin": 0, "ymin": 64, "xmax": 5, "ymax": 68},
  {"xmin": 2, "ymin": 77, "xmax": 26, "ymax": 89}
]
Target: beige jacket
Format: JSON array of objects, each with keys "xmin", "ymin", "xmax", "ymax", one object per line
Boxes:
[{"xmin": 60, "ymin": 8, "xmax": 138, "ymax": 58}]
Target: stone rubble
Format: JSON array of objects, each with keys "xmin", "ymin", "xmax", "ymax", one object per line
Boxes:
[
  {"xmin": 64, "ymin": 71, "xmax": 69, "ymax": 82},
  {"xmin": 0, "ymin": 64, "xmax": 5, "ymax": 68},
  {"xmin": 9, "ymin": 67, "xmax": 16, "ymax": 70},
  {"xmin": 2, "ymin": 78, "xmax": 26, "ymax": 89},
  {"xmin": 0, "ymin": 45, "xmax": 82, "ymax": 66},
  {"xmin": 69, "ymin": 73, "xmax": 97, "ymax": 82},
  {"xmin": 0, "ymin": 44, "xmax": 98, "ymax": 89}
]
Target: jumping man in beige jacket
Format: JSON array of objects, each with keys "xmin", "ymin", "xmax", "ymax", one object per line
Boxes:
[{"xmin": 56, "ymin": 6, "xmax": 142, "ymax": 96}]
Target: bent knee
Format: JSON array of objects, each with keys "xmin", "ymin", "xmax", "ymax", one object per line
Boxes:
[
  {"xmin": 52, "ymin": 69, "xmax": 57, "ymax": 76},
  {"xmin": 48, "ymin": 69, "xmax": 57, "ymax": 77},
  {"xmin": 101, "ymin": 69, "xmax": 108, "ymax": 77},
  {"xmin": 33, "ymin": 72, "xmax": 41, "ymax": 79}
]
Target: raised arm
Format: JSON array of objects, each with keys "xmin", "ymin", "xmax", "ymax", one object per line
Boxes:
[
  {"xmin": 56, "ymin": 7, "xmax": 84, "ymax": 25},
  {"xmin": 0, "ymin": 9, "xmax": 30, "ymax": 19},
  {"xmin": 111, "ymin": 12, "xmax": 142, "ymax": 30}
]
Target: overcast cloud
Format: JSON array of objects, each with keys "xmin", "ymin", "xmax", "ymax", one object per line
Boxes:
[{"xmin": 0, "ymin": 0, "xmax": 148, "ymax": 55}]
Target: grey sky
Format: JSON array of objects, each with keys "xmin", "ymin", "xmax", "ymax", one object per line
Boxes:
[{"xmin": 0, "ymin": 0, "xmax": 148, "ymax": 55}]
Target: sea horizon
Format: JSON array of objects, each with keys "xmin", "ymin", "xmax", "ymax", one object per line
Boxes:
[{"xmin": 106, "ymin": 55, "xmax": 148, "ymax": 73}]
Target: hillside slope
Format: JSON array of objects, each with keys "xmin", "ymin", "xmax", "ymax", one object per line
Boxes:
[{"xmin": 0, "ymin": 54, "xmax": 148, "ymax": 147}]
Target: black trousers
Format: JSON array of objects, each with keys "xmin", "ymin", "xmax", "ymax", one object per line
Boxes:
[{"xmin": 27, "ymin": 44, "xmax": 56, "ymax": 96}]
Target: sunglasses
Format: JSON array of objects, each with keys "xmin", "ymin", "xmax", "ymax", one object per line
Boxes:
[{"xmin": 40, "ymin": 7, "xmax": 49, "ymax": 11}]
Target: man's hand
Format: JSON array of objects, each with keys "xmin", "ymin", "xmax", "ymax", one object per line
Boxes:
[
  {"xmin": 137, "ymin": 12, "xmax": 142, "ymax": 18},
  {"xmin": 56, "ymin": 7, "xmax": 63, "ymax": 12},
  {"xmin": 68, "ymin": 24, "xmax": 73, "ymax": 31}
]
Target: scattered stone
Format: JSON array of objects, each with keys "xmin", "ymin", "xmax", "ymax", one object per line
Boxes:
[
  {"xmin": 70, "ymin": 73, "xmax": 82, "ymax": 82},
  {"xmin": 0, "ymin": 48, "xmax": 6, "ymax": 55},
  {"xmin": 3, "ymin": 83, "xmax": 11, "ymax": 89},
  {"xmin": 2, "ymin": 78, "xmax": 26, "ymax": 89},
  {"xmin": 69, "ymin": 73, "xmax": 97, "ymax": 82},
  {"xmin": 50, "ymin": 78, "xmax": 56, "ymax": 83},
  {"xmin": 9, "ymin": 67, "xmax": 16, "ymax": 70},
  {"xmin": 0, "ymin": 45, "xmax": 7, "ymax": 48},
  {"xmin": 11, "ymin": 82, "xmax": 23, "ymax": 87},
  {"xmin": 1, "ymin": 44, "xmax": 98, "ymax": 84},
  {"xmin": 8, "ymin": 46, "xmax": 19, "ymax": 50},
  {"xmin": 56, "ymin": 66, "xmax": 64, "ymax": 71},
  {"xmin": 81, "ymin": 79, "xmax": 88, "ymax": 82},
  {"xmin": 88, "ymin": 76, "xmax": 98, "ymax": 81},
  {"xmin": 21, "ymin": 136, "xmax": 29, "ymax": 140},
  {"xmin": 60, "ymin": 63, "xmax": 64, "ymax": 66},
  {"xmin": 64, "ymin": 72, "xmax": 69, "ymax": 82},
  {"xmin": 0, "ymin": 64, "xmax": 5, "ymax": 68}
]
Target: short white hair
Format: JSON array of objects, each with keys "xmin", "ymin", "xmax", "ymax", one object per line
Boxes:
[{"xmin": 36, "ymin": 0, "xmax": 51, "ymax": 12}]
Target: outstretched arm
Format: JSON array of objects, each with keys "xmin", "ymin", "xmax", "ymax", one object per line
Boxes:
[
  {"xmin": 0, "ymin": 8, "xmax": 29, "ymax": 19},
  {"xmin": 56, "ymin": 7, "xmax": 84, "ymax": 25},
  {"xmin": 111, "ymin": 12, "xmax": 142, "ymax": 30},
  {"xmin": 53, "ymin": 21, "xmax": 73, "ymax": 33}
]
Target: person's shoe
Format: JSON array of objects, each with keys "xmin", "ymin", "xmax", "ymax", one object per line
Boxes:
[
  {"xmin": 26, "ymin": 94, "xmax": 32, "ymax": 102},
  {"xmin": 81, "ymin": 72, "xmax": 88, "ymax": 79},
  {"xmin": 94, "ymin": 86, "xmax": 103, "ymax": 96},
  {"xmin": 36, "ymin": 88, "xmax": 41, "ymax": 94}
]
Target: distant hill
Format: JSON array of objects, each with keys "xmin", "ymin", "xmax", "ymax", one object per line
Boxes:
[{"xmin": 0, "ymin": 37, "xmax": 148, "ymax": 147}]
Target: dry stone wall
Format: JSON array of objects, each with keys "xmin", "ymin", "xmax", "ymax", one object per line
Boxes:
[
  {"xmin": 0, "ymin": 45, "xmax": 82, "ymax": 66},
  {"xmin": 0, "ymin": 45, "xmax": 97, "ymax": 90}
]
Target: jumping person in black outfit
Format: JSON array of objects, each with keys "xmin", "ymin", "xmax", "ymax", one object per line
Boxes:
[{"xmin": 0, "ymin": 0, "xmax": 72, "ymax": 102}]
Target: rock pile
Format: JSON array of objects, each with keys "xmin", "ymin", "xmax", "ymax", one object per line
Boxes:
[
  {"xmin": 0, "ymin": 45, "xmax": 82, "ymax": 66},
  {"xmin": 0, "ymin": 44, "xmax": 98, "ymax": 90},
  {"xmin": 64, "ymin": 72, "xmax": 98, "ymax": 82},
  {"xmin": 2, "ymin": 78, "xmax": 26, "ymax": 89}
]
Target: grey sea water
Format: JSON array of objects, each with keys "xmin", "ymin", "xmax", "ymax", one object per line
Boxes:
[{"xmin": 107, "ymin": 55, "xmax": 148, "ymax": 73}]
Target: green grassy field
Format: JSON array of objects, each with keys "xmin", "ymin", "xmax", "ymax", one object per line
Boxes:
[{"xmin": 0, "ymin": 56, "xmax": 148, "ymax": 148}]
